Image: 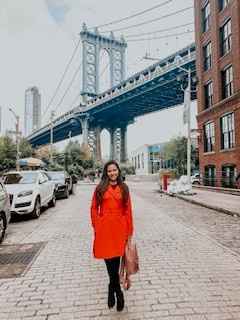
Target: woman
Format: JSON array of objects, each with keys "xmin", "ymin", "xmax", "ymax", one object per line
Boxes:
[{"xmin": 90, "ymin": 160, "xmax": 134, "ymax": 312}]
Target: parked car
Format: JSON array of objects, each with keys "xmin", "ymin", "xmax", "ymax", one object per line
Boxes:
[
  {"xmin": 46, "ymin": 171, "xmax": 75, "ymax": 199},
  {"xmin": 191, "ymin": 173, "xmax": 201, "ymax": 185},
  {"xmin": 3, "ymin": 171, "xmax": 56, "ymax": 219},
  {"xmin": 0, "ymin": 180, "xmax": 11, "ymax": 243}
]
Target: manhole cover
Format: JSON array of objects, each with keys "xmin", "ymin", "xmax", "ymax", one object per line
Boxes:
[{"xmin": 0, "ymin": 242, "xmax": 46, "ymax": 279}]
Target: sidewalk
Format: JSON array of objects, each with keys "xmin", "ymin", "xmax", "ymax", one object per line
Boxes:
[{"xmin": 175, "ymin": 188, "xmax": 240, "ymax": 217}]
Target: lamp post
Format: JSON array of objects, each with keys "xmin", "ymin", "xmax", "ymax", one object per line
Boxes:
[
  {"xmin": 9, "ymin": 108, "xmax": 20, "ymax": 171},
  {"xmin": 177, "ymin": 66, "xmax": 192, "ymax": 185},
  {"xmin": 50, "ymin": 111, "xmax": 55, "ymax": 163}
]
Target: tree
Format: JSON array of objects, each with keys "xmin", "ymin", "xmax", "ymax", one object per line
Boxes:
[
  {"xmin": 64, "ymin": 141, "xmax": 93, "ymax": 170},
  {"xmin": 34, "ymin": 145, "xmax": 57, "ymax": 164},
  {"xmin": 163, "ymin": 136, "xmax": 198, "ymax": 177},
  {"xmin": 0, "ymin": 136, "xmax": 17, "ymax": 171},
  {"xmin": 19, "ymin": 138, "xmax": 33, "ymax": 158}
]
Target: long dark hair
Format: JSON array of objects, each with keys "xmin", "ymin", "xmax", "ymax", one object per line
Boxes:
[{"xmin": 95, "ymin": 160, "xmax": 129, "ymax": 208}]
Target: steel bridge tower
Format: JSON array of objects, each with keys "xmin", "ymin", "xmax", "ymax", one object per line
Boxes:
[{"xmin": 79, "ymin": 23, "xmax": 128, "ymax": 163}]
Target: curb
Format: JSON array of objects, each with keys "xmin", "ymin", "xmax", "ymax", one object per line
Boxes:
[{"xmin": 173, "ymin": 194, "xmax": 240, "ymax": 218}]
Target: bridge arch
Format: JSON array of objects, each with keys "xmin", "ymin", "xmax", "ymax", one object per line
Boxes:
[
  {"xmin": 99, "ymin": 48, "xmax": 111, "ymax": 93},
  {"xmin": 80, "ymin": 24, "xmax": 127, "ymax": 102}
]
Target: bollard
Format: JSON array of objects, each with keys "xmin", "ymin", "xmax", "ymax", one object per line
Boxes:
[{"xmin": 162, "ymin": 175, "xmax": 168, "ymax": 192}]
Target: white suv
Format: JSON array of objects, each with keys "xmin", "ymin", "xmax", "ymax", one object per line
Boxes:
[{"xmin": 3, "ymin": 170, "xmax": 56, "ymax": 218}]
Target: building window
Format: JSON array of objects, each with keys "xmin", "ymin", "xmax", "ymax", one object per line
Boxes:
[
  {"xmin": 204, "ymin": 165, "xmax": 216, "ymax": 186},
  {"xmin": 219, "ymin": 0, "xmax": 230, "ymax": 11},
  {"xmin": 220, "ymin": 19, "xmax": 232, "ymax": 56},
  {"xmin": 222, "ymin": 65, "xmax": 233, "ymax": 99},
  {"xmin": 222, "ymin": 164, "xmax": 236, "ymax": 188},
  {"xmin": 202, "ymin": 1, "xmax": 211, "ymax": 33},
  {"xmin": 220, "ymin": 113, "xmax": 235, "ymax": 149},
  {"xmin": 204, "ymin": 81, "xmax": 213, "ymax": 109},
  {"xmin": 204, "ymin": 122, "xmax": 215, "ymax": 152},
  {"xmin": 203, "ymin": 42, "xmax": 212, "ymax": 71}
]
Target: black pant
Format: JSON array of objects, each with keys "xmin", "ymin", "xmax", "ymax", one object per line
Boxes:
[{"xmin": 104, "ymin": 257, "xmax": 121, "ymax": 288}]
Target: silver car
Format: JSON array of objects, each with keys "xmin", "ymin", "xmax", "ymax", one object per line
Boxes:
[{"xmin": 0, "ymin": 180, "xmax": 11, "ymax": 243}]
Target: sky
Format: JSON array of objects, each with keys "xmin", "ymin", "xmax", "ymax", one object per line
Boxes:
[{"xmin": 0, "ymin": 0, "xmax": 196, "ymax": 157}]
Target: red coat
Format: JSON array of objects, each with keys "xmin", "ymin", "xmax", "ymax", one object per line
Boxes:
[{"xmin": 90, "ymin": 184, "xmax": 133, "ymax": 259}]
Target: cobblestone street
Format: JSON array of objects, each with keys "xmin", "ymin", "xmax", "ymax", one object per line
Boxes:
[{"xmin": 1, "ymin": 182, "xmax": 240, "ymax": 320}]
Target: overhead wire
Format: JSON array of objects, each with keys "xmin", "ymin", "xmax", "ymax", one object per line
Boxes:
[
  {"xmin": 125, "ymin": 22, "xmax": 194, "ymax": 38},
  {"xmin": 101, "ymin": 6, "xmax": 193, "ymax": 33},
  {"xmin": 42, "ymin": 38, "xmax": 81, "ymax": 118},
  {"xmin": 53, "ymin": 63, "xmax": 82, "ymax": 114},
  {"xmin": 69, "ymin": 92, "xmax": 82, "ymax": 109},
  {"xmin": 127, "ymin": 30, "xmax": 194, "ymax": 42},
  {"xmin": 93, "ymin": 0, "xmax": 173, "ymax": 29}
]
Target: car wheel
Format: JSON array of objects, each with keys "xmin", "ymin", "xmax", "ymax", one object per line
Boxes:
[
  {"xmin": 193, "ymin": 181, "xmax": 200, "ymax": 185},
  {"xmin": 32, "ymin": 198, "xmax": 41, "ymax": 219},
  {"xmin": 49, "ymin": 193, "xmax": 56, "ymax": 208},
  {"xmin": 0, "ymin": 212, "xmax": 6, "ymax": 244}
]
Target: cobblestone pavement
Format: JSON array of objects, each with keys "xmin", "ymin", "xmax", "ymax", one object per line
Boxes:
[
  {"xmin": 132, "ymin": 181, "xmax": 240, "ymax": 256},
  {"xmin": 1, "ymin": 183, "xmax": 240, "ymax": 319}
]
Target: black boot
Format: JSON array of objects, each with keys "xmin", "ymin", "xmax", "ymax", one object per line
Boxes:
[
  {"xmin": 115, "ymin": 285, "xmax": 124, "ymax": 312},
  {"xmin": 108, "ymin": 283, "xmax": 115, "ymax": 309}
]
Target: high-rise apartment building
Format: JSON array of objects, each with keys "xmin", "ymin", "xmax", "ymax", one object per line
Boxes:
[
  {"xmin": 24, "ymin": 87, "xmax": 41, "ymax": 136},
  {"xmin": 194, "ymin": 0, "xmax": 240, "ymax": 188}
]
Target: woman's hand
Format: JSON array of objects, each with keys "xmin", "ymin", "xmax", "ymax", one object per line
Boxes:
[{"xmin": 127, "ymin": 236, "xmax": 132, "ymax": 246}]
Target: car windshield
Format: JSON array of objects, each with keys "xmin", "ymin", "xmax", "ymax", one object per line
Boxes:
[
  {"xmin": 3, "ymin": 172, "xmax": 38, "ymax": 184},
  {"xmin": 47, "ymin": 172, "xmax": 65, "ymax": 181}
]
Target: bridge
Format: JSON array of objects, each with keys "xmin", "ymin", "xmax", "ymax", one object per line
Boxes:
[{"xmin": 28, "ymin": 27, "xmax": 196, "ymax": 163}]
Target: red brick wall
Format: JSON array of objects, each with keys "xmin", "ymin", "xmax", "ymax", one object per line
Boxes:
[{"xmin": 194, "ymin": 0, "xmax": 240, "ymax": 186}]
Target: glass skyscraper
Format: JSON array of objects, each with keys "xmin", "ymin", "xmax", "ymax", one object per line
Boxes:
[{"xmin": 24, "ymin": 87, "xmax": 41, "ymax": 136}]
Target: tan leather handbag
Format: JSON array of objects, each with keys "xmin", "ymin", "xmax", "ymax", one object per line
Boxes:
[
  {"xmin": 120, "ymin": 241, "xmax": 139, "ymax": 290},
  {"xmin": 125, "ymin": 241, "xmax": 139, "ymax": 275}
]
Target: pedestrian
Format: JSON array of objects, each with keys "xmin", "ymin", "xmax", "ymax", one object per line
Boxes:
[{"xmin": 90, "ymin": 160, "xmax": 134, "ymax": 312}]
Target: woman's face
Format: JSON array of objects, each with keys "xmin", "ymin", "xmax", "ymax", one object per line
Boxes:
[{"xmin": 107, "ymin": 164, "xmax": 119, "ymax": 182}]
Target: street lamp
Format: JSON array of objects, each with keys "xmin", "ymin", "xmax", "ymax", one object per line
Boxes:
[
  {"xmin": 176, "ymin": 65, "xmax": 194, "ymax": 186},
  {"xmin": 9, "ymin": 107, "xmax": 21, "ymax": 171},
  {"xmin": 50, "ymin": 111, "xmax": 55, "ymax": 163}
]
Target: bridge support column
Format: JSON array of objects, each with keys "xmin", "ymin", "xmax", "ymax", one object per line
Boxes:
[
  {"xmin": 120, "ymin": 124, "xmax": 128, "ymax": 163},
  {"xmin": 80, "ymin": 116, "xmax": 89, "ymax": 146},
  {"xmin": 108, "ymin": 126, "xmax": 126, "ymax": 163},
  {"xmin": 95, "ymin": 126, "xmax": 102, "ymax": 162},
  {"xmin": 114, "ymin": 128, "xmax": 121, "ymax": 163},
  {"xmin": 109, "ymin": 127, "xmax": 115, "ymax": 160}
]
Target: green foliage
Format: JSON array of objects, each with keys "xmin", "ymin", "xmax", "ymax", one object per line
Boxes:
[
  {"xmin": 120, "ymin": 164, "xmax": 135, "ymax": 176},
  {"xmin": 0, "ymin": 136, "xmax": 17, "ymax": 172},
  {"xmin": 47, "ymin": 162, "xmax": 64, "ymax": 171},
  {"xmin": 19, "ymin": 138, "xmax": 33, "ymax": 158},
  {"xmin": 163, "ymin": 136, "xmax": 198, "ymax": 177},
  {"xmin": 46, "ymin": 141, "xmax": 94, "ymax": 176}
]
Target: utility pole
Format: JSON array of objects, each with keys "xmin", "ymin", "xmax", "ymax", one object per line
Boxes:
[
  {"xmin": 9, "ymin": 108, "xmax": 21, "ymax": 171},
  {"xmin": 177, "ymin": 65, "xmax": 193, "ymax": 186},
  {"xmin": 186, "ymin": 70, "xmax": 191, "ymax": 185},
  {"xmin": 50, "ymin": 111, "xmax": 55, "ymax": 163},
  {"xmin": 16, "ymin": 115, "xmax": 20, "ymax": 171}
]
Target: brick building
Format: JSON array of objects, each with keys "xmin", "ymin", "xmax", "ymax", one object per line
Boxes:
[{"xmin": 194, "ymin": 0, "xmax": 240, "ymax": 188}]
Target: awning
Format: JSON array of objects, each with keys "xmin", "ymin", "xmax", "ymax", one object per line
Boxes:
[{"xmin": 18, "ymin": 157, "xmax": 46, "ymax": 167}]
